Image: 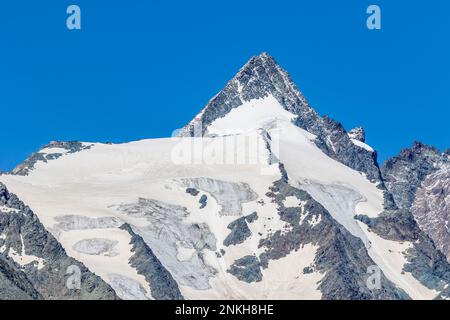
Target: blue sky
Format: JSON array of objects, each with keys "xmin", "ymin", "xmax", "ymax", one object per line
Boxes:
[{"xmin": 0, "ymin": 0, "xmax": 448, "ymax": 171}]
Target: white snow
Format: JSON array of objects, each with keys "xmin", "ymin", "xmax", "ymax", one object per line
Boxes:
[{"xmin": 350, "ymin": 139, "xmax": 374, "ymax": 153}]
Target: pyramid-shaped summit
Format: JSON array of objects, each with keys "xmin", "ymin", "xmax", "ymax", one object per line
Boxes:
[
  {"xmin": 177, "ymin": 52, "xmax": 320, "ymax": 137},
  {"xmin": 177, "ymin": 52, "xmax": 383, "ymax": 183}
]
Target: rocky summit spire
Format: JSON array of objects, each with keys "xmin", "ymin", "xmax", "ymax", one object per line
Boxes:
[{"xmin": 177, "ymin": 52, "xmax": 319, "ymax": 137}]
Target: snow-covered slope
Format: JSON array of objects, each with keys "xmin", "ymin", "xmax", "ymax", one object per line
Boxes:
[{"xmin": 1, "ymin": 53, "xmax": 449, "ymax": 300}]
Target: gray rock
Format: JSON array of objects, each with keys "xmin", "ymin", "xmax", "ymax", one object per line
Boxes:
[
  {"xmin": 402, "ymin": 234, "xmax": 450, "ymax": 293},
  {"xmin": 411, "ymin": 166, "xmax": 450, "ymax": 261},
  {"xmin": 245, "ymin": 212, "xmax": 258, "ymax": 223},
  {"xmin": 303, "ymin": 266, "xmax": 314, "ymax": 274},
  {"xmin": 354, "ymin": 209, "xmax": 420, "ymax": 242},
  {"xmin": 0, "ymin": 254, "xmax": 41, "ymax": 299}
]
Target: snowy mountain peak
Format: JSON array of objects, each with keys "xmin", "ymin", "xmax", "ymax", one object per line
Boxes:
[{"xmin": 177, "ymin": 53, "xmax": 318, "ymax": 137}]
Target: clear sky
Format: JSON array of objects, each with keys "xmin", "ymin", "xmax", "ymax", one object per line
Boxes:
[{"xmin": 0, "ymin": 0, "xmax": 448, "ymax": 171}]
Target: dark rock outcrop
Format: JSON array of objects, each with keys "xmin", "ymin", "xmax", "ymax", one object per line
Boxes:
[
  {"xmin": 411, "ymin": 166, "xmax": 450, "ymax": 261},
  {"xmin": 223, "ymin": 212, "xmax": 258, "ymax": 247},
  {"xmin": 227, "ymin": 255, "xmax": 262, "ymax": 283},
  {"xmin": 185, "ymin": 188, "xmax": 199, "ymax": 196},
  {"xmin": 199, "ymin": 195, "xmax": 207, "ymax": 209}
]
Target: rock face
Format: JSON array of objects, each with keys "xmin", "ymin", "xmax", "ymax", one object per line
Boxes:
[
  {"xmin": 348, "ymin": 127, "xmax": 366, "ymax": 142},
  {"xmin": 178, "ymin": 53, "xmax": 382, "ymax": 183},
  {"xmin": 382, "ymin": 141, "xmax": 447, "ymax": 210},
  {"xmin": 227, "ymin": 255, "xmax": 262, "ymax": 283},
  {"xmin": 0, "ymin": 254, "xmax": 41, "ymax": 300},
  {"xmin": 0, "ymin": 183, "xmax": 118, "ymax": 299},
  {"xmin": 381, "ymin": 142, "xmax": 450, "ymax": 267},
  {"xmin": 357, "ymin": 145, "xmax": 450, "ymax": 294},
  {"xmin": 412, "ymin": 165, "xmax": 450, "ymax": 261},
  {"xmin": 223, "ymin": 212, "xmax": 258, "ymax": 247},
  {"xmin": 309, "ymin": 116, "xmax": 380, "ymax": 183}
]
